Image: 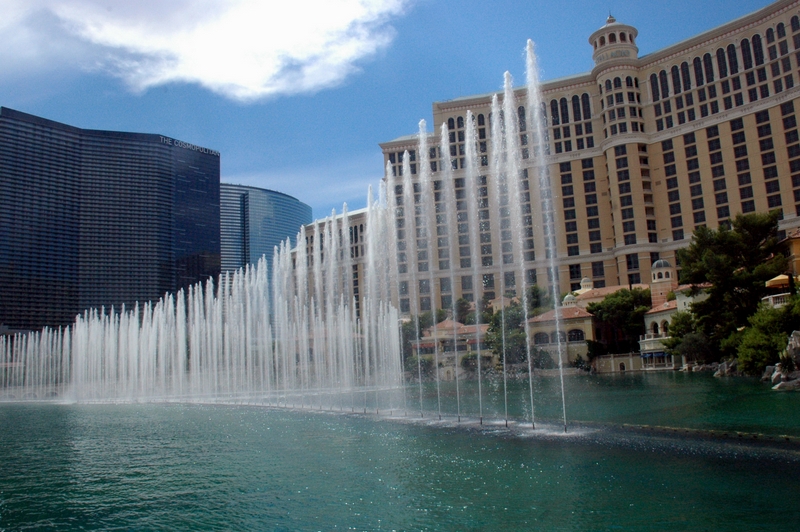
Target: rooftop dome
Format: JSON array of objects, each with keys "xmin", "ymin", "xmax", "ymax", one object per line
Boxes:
[{"xmin": 652, "ymin": 259, "xmax": 672, "ymax": 269}]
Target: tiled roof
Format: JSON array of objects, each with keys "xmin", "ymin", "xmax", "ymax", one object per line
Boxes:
[{"xmin": 528, "ymin": 306, "xmax": 594, "ymax": 323}]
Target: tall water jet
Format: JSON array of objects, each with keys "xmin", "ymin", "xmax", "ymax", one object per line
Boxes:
[
  {"xmin": 437, "ymin": 121, "xmax": 462, "ymax": 422},
  {"xmin": 500, "ymin": 71, "xmax": 537, "ymax": 429},
  {"xmin": 463, "ymin": 110, "xmax": 485, "ymax": 424},
  {"xmin": 400, "ymin": 152, "xmax": 425, "ymax": 417},
  {"xmin": 489, "ymin": 94, "xmax": 511, "ymax": 427},
  {"xmin": 417, "ymin": 119, "xmax": 443, "ymax": 420},
  {"xmin": 526, "ymin": 39, "xmax": 568, "ymax": 432}
]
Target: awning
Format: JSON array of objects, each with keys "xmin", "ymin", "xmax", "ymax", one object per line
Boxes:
[{"xmin": 766, "ymin": 274, "xmax": 800, "ymax": 288}]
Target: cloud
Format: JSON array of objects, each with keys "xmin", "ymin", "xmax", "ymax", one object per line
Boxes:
[{"xmin": 0, "ymin": 0, "xmax": 411, "ymax": 100}]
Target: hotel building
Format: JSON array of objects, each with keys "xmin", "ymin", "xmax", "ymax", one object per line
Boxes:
[
  {"xmin": 0, "ymin": 108, "xmax": 220, "ymax": 331},
  {"xmin": 379, "ymin": 0, "xmax": 800, "ymax": 315},
  {"xmin": 220, "ymin": 184, "xmax": 312, "ymax": 282}
]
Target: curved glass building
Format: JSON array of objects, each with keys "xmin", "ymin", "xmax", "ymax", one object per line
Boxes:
[{"xmin": 220, "ymin": 184, "xmax": 312, "ymax": 280}]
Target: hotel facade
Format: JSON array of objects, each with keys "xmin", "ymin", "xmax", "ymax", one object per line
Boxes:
[{"xmin": 378, "ymin": 0, "xmax": 800, "ymax": 315}]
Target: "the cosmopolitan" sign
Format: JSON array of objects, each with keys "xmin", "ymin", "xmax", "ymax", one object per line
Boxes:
[{"xmin": 160, "ymin": 136, "xmax": 220, "ymax": 157}]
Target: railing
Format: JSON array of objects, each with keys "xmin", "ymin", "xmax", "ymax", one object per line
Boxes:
[
  {"xmin": 762, "ymin": 292, "xmax": 790, "ymax": 308},
  {"xmin": 639, "ymin": 332, "xmax": 668, "ymax": 341}
]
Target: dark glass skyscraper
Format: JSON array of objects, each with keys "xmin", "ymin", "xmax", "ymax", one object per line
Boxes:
[
  {"xmin": 0, "ymin": 107, "xmax": 220, "ymax": 330},
  {"xmin": 220, "ymin": 184, "xmax": 311, "ymax": 281}
]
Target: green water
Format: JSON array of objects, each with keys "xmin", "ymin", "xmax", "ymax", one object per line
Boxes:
[{"xmin": 2, "ymin": 372, "xmax": 799, "ymax": 531}]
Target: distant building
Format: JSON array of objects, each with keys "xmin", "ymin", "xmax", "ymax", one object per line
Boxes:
[
  {"xmin": 219, "ymin": 184, "xmax": 312, "ymax": 281},
  {"xmin": 380, "ymin": 0, "xmax": 800, "ymax": 317},
  {"xmin": 0, "ymin": 107, "xmax": 220, "ymax": 330}
]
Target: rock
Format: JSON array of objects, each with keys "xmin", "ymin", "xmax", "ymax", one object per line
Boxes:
[
  {"xmin": 773, "ymin": 380, "xmax": 800, "ymax": 390},
  {"xmin": 762, "ymin": 365, "xmax": 775, "ymax": 381},
  {"xmin": 772, "ymin": 370, "xmax": 783, "ymax": 385},
  {"xmin": 714, "ymin": 361, "xmax": 728, "ymax": 378}
]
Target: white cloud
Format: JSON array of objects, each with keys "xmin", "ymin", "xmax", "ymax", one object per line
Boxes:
[{"xmin": 0, "ymin": 0, "xmax": 411, "ymax": 100}]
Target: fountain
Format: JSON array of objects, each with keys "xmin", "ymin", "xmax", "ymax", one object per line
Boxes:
[{"xmin": 0, "ymin": 42, "xmax": 573, "ymax": 427}]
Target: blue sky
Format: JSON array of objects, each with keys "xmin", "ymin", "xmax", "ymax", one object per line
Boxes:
[{"xmin": 0, "ymin": 0, "xmax": 774, "ymax": 219}]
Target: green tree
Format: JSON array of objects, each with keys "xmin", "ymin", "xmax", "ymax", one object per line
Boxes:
[
  {"xmin": 737, "ymin": 295, "xmax": 800, "ymax": 374},
  {"xmin": 676, "ymin": 211, "xmax": 787, "ymax": 360},
  {"xmin": 484, "ymin": 302, "xmax": 528, "ymax": 364},
  {"xmin": 661, "ymin": 310, "xmax": 715, "ymax": 363},
  {"xmin": 526, "ymin": 284, "xmax": 554, "ymax": 315},
  {"xmin": 587, "ymin": 288, "xmax": 651, "ymax": 353},
  {"xmin": 454, "ymin": 297, "xmax": 473, "ymax": 324},
  {"xmin": 483, "ymin": 285, "xmax": 557, "ymax": 368}
]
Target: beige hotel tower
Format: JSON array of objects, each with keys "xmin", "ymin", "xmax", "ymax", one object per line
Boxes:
[{"xmin": 324, "ymin": 0, "xmax": 800, "ymax": 317}]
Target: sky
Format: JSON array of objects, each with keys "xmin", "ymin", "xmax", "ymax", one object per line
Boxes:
[{"xmin": 0, "ymin": 0, "xmax": 776, "ymax": 219}]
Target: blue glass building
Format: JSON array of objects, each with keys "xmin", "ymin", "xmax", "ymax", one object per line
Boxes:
[
  {"xmin": 219, "ymin": 184, "xmax": 311, "ymax": 281},
  {"xmin": 0, "ymin": 107, "xmax": 220, "ymax": 330}
]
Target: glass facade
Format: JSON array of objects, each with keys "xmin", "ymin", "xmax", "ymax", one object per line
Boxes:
[
  {"xmin": 0, "ymin": 107, "xmax": 220, "ymax": 330},
  {"xmin": 220, "ymin": 184, "xmax": 311, "ymax": 282}
]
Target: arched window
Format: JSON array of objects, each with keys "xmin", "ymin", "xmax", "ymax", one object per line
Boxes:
[
  {"xmin": 551, "ymin": 331, "xmax": 567, "ymax": 343},
  {"xmin": 693, "ymin": 57, "xmax": 705, "ymax": 86},
  {"xmin": 663, "ymin": 321, "xmax": 669, "ymax": 336},
  {"xmin": 630, "ymin": 34, "xmax": 635, "ymax": 45},
  {"xmin": 792, "ymin": 16, "xmax": 799, "ymax": 32},
  {"xmin": 657, "ymin": 272, "xmax": 663, "ymax": 279},
  {"xmin": 716, "ymin": 48, "xmax": 728, "ymax": 78},
  {"xmin": 681, "ymin": 62, "xmax": 692, "ymax": 91},
  {"xmin": 659, "ymin": 70, "xmax": 670, "ymax": 99},
  {"xmin": 621, "ymin": 33, "xmax": 627, "ymax": 42},
  {"xmin": 534, "ymin": 332, "xmax": 549, "ymax": 345},
  {"xmin": 609, "ymin": 33, "xmax": 617, "ymax": 43},
  {"xmin": 518, "ymin": 106, "xmax": 526, "ymax": 131},
  {"xmin": 447, "ymin": 118, "xmax": 455, "ymax": 130},
  {"xmin": 671, "ymin": 66, "xmax": 682, "ymax": 94},
  {"xmin": 766, "ymin": 27, "xmax": 775, "ymax": 44},
  {"xmin": 727, "ymin": 44, "xmax": 739, "ymax": 74},
  {"xmin": 560, "ymin": 98, "xmax": 570, "ymax": 124},
  {"xmin": 703, "ymin": 53, "xmax": 715, "ymax": 83},
  {"xmin": 477, "ymin": 114, "xmax": 485, "ymax": 126},
  {"xmin": 777, "ymin": 23, "xmax": 786, "ymax": 38},
  {"xmin": 600, "ymin": 36, "xmax": 606, "ymax": 46},
  {"xmin": 550, "ymin": 100, "xmax": 560, "ymax": 125},
  {"xmin": 568, "ymin": 329, "xmax": 585, "ymax": 342},
  {"xmin": 650, "ymin": 73, "xmax": 660, "ymax": 101},
  {"xmin": 652, "ymin": 322, "xmax": 659, "ymax": 335},
  {"xmin": 457, "ymin": 116, "xmax": 464, "ymax": 128},
  {"xmin": 598, "ymin": 84, "xmax": 603, "ymax": 94},
  {"xmin": 634, "ymin": 77, "xmax": 639, "ymax": 88},
  {"xmin": 626, "ymin": 76, "xmax": 633, "ymax": 87},
  {"xmin": 581, "ymin": 93, "xmax": 592, "ymax": 120},
  {"xmin": 752, "ymin": 34, "xmax": 764, "ymax": 66},
  {"xmin": 614, "ymin": 77, "xmax": 622, "ymax": 88},
  {"xmin": 741, "ymin": 38, "xmax": 753, "ymax": 70},
  {"xmin": 605, "ymin": 79, "xmax": 612, "ymax": 91},
  {"xmin": 572, "ymin": 95, "xmax": 582, "ymax": 122}
]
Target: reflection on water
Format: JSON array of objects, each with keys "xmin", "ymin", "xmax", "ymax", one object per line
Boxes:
[{"xmin": 1, "ymin": 372, "xmax": 799, "ymax": 530}]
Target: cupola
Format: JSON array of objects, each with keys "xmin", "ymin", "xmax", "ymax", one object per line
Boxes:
[{"xmin": 589, "ymin": 15, "xmax": 639, "ymax": 68}]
